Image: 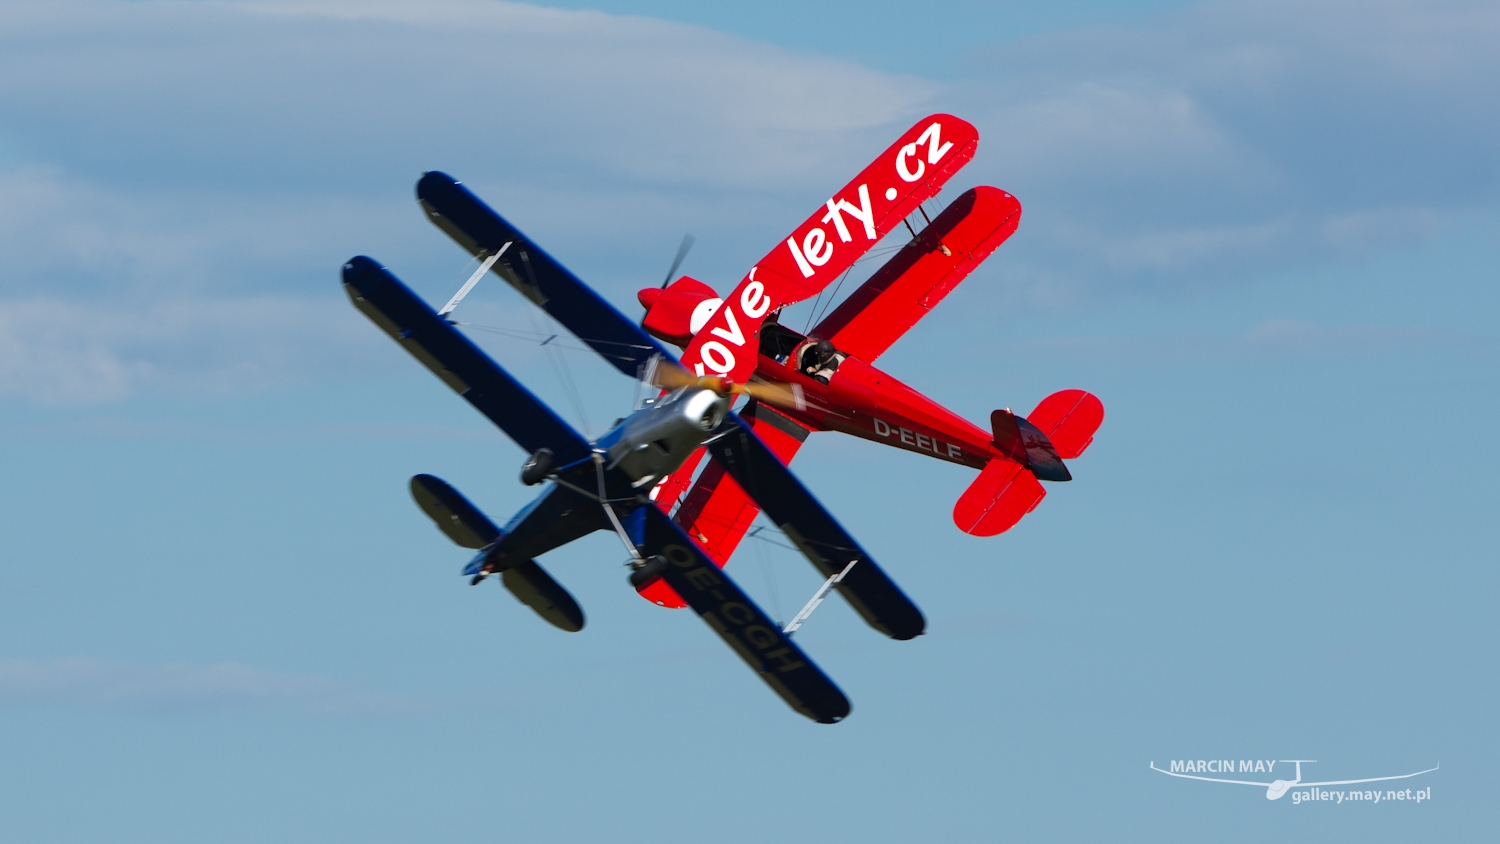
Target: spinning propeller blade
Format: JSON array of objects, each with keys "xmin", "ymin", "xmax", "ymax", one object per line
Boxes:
[
  {"xmin": 661, "ymin": 233, "xmax": 695, "ymax": 288},
  {"xmin": 649, "ymin": 358, "xmax": 804, "ymax": 411}
]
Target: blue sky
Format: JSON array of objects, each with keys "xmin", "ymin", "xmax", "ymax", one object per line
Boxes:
[{"xmin": 0, "ymin": 0, "xmax": 1496, "ymax": 841}]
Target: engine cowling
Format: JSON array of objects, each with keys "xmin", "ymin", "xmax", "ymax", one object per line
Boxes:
[{"xmin": 638, "ymin": 276, "xmax": 722, "ymax": 347}]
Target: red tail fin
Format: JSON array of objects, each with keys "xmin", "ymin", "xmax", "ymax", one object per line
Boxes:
[{"xmin": 952, "ymin": 390, "xmax": 1103, "ymax": 536}]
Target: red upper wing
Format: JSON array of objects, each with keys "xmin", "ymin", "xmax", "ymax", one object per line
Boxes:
[{"xmin": 678, "ymin": 115, "xmax": 979, "ymax": 383}]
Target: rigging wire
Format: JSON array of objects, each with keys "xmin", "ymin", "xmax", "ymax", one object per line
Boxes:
[
  {"xmin": 749, "ymin": 522, "xmax": 784, "ymax": 626},
  {"xmin": 450, "ymin": 254, "xmax": 602, "ymax": 438},
  {"xmin": 525, "ymin": 304, "xmax": 594, "ymax": 438},
  {"xmin": 808, "ymin": 265, "xmax": 854, "ymax": 331}
]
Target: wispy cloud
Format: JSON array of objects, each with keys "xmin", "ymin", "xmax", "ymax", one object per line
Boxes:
[
  {"xmin": 987, "ymin": 318, "xmax": 1465, "ymax": 367},
  {"xmin": 0, "ymin": 0, "xmax": 1494, "ymax": 403},
  {"xmin": 956, "ymin": 0, "xmax": 1500, "ymax": 299},
  {"xmin": 0, "ymin": 657, "xmax": 423, "ymax": 717},
  {"xmin": 0, "ymin": 294, "xmax": 379, "ymax": 404}
]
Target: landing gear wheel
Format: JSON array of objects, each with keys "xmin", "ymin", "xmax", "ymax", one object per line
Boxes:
[
  {"xmin": 628, "ymin": 555, "xmax": 668, "ymax": 590},
  {"xmin": 520, "ymin": 448, "xmax": 555, "ymax": 485}
]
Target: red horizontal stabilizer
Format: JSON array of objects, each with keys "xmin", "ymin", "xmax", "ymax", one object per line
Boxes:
[
  {"xmin": 953, "ymin": 459, "xmax": 1045, "ymax": 537},
  {"xmin": 1025, "ymin": 390, "xmax": 1104, "ymax": 460}
]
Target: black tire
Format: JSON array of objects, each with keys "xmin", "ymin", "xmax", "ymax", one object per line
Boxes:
[
  {"xmin": 520, "ymin": 448, "xmax": 555, "ymax": 485},
  {"xmin": 628, "ymin": 555, "xmax": 668, "ymax": 590}
]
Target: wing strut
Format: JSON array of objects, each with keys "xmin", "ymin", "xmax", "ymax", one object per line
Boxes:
[
  {"xmin": 782, "ymin": 558, "xmax": 858, "ymax": 636},
  {"xmin": 439, "ymin": 242, "xmax": 510, "ymax": 318},
  {"xmin": 706, "ymin": 412, "xmax": 925, "ymax": 640}
]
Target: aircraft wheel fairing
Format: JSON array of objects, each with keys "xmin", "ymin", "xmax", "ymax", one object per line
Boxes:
[{"xmin": 520, "ymin": 448, "xmax": 554, "ymax": 485}]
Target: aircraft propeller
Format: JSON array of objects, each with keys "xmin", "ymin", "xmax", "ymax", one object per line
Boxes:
[
  {"xmin": 649, "ymin": 356, "xmax": 804, "ymax": 411},
  {"xmin": 660, "ymin": 233, "xmax": 695, "ymax": 288}
]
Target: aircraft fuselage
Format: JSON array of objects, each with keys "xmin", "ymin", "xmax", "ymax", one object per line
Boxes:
[{"xmin": 754, "ymin": 349, "xmax": 1007, "ymax": 472}]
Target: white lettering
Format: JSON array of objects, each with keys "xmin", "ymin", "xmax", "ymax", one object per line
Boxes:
[
  {"xmin": 896, "ymin": 142, "xmax": 924, "ymax": 182},
  {"xmin": 711, "ymin": 306, "xmax": 745, "ymax": 346},
  {"xmin": 688, "ymin": 297, "xmax": 724, "ymax": 335},
  {"xmin": 821, "ymin": 184, "xmax": 876, "ymax": 242},
  {"xmin": 701, "ymin": 341, "xmax": 735, "ymax": 374},
  {"xmin": 916, "ymin": 121, "xmax": 954, "ymax": 164},
  {"xmin": 946, "ymin": 443, "xmax": 963, "ymax": 458},
  {"xmin": 822, "ymin": 199, "xmax": 852, "ymax": 242},
  {"xmin": 873, "ymin": 418, "xmax": 891, "ymax": 437},
  {"xmin": 740, "ymin": 280, "xmax": 770, "ymax": 318},
  {"xmin": 899, "ymin": 427, "xmax": 915, "ymax": 445},
  {"xmin": 786, "ymin": 236, "xmax": 814, "ymax": 278},
  {"xmin": 803, "ymin": 228, "xmax": 832, "ymax": 266}
]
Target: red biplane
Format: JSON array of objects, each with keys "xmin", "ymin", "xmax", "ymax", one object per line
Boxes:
[
  {"xmin": 344, "ymin": 113, "xmax": 1102, "ymax": 721},
  {"xmin": 632, "ymin": 114, "xmax": 1104, "ymax": 608}
]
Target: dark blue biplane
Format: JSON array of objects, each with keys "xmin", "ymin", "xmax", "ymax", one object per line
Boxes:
[{"xmin": 343, "ymin": 173, "xmax": 924, "ymax": 722}]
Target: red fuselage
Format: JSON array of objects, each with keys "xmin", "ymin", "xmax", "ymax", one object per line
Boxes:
[{"xmin": 755, "ymin": 347, "xmax": 1001, "ymax": 471}]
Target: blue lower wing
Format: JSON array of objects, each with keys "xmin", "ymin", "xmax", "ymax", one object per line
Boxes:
[
  {"xmin": 707, "ymin": 413, "xmax": 925, "ymax": 641},
  {"xmin": 637, "ymin": 504, "xmax": 850, "ymax": 724}
]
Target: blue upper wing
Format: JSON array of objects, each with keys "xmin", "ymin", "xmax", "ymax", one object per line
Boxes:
[
  {"xmin": 417, "ymin": 172, "xmax": 676, "ymax": 378},
  {"xmin": 343, "ymin": 256, "xmax": 593, "ymax": 465}
]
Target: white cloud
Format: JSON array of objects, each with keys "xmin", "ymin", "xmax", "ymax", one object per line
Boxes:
[
  {"xmin": 954, "ymin": 0, "xmax": 1500, "ymax": 299},
  {"xmin": 0, "ymin": 294, "xmax": 376, "ymax": 404},
  {"xmin": 0, "ymin": 0, "xmax": 1495, "ymax": 402},
  {"xmin": 0, "ymin": 657, "xmax": 420, "ymax": 716},
  {"xmin": 0, "ymin": 1, "xmax": 941, "ymax": 403},
  {"xmin": 0, "ymin": 0, "xmax": 933, "ymax": 192},
  {"xmin": 987, "ymin": 318, "xmax": 1457, "ymax": 367}
]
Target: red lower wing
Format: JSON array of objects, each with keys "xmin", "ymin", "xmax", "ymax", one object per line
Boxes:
[
  {"xmin": 639, "ymin": 405, "xmax": 813, "ymax": 607},
  {"xmin": 814, "ymin": 186, "xmax": 1022, "ymax": 363}
]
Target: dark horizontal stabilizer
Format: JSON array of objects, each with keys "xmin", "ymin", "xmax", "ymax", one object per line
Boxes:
[
  {"xmin": 342, "ymin": 256, "xmax": 592, "ymax": 465},
  {"xmin": 706, "ymin": 413, "xmax": 925, "ymax": 641},
  {"xmin": 991, "ymin": 410, "xmax": 1070, "ymax": 482},
  {"xmin": 501, "ymin": 561, "xmax": 585, "ymax": 632},
  {"xmin": 410, "ymin": 474, "xmax": 499, "ymax": 549},
  {"xmin": 471, "ymin": 483, "xmax": 609, "ymax": 574},
  {"xmin": 409, "ymin": 474, "xmax": 585, "ymax": 631},
  {"xmin": 417, "ymin": 172, "xmax": 677, "ymax": 378},
  {"xmin": 637, "ymin": 503, "xmax": 850, "ymax": 724}
]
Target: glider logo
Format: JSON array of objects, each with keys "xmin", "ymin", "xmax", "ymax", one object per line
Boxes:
[{"xmin": 1151, "ymin": 758, "xmax": 1438, "ymax": 804}]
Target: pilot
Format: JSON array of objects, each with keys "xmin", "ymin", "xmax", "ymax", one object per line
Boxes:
[{"xmin": 800, "ymin": 339, "xmax": 844, "ymax": 385}]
